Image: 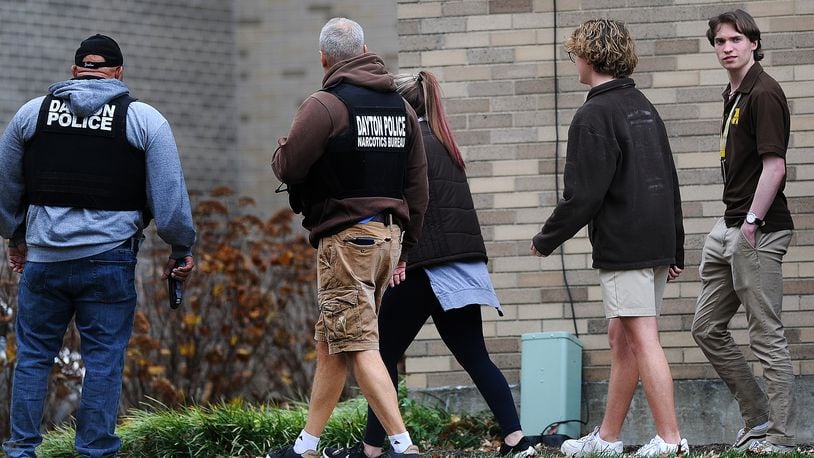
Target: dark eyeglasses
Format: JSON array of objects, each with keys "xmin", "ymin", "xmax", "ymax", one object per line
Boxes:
[{"xmin": 567, "ymin": 51, "xmax": 576, "ymax": 63}]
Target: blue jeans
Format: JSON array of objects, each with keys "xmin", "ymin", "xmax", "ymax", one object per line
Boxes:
[{"xmin": 3, "ymin": 245, "xmax": 137, "ymax": 458}]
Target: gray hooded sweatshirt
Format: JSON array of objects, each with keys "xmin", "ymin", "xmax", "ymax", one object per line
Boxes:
[{"xmin": 0, "ymin": 78, "xmax": 195, "ymax": 262}]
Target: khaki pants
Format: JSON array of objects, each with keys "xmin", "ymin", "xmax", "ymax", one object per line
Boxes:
[{"xmin": 692, "ymin": 218, "xmax": 795, "ymax": 446}]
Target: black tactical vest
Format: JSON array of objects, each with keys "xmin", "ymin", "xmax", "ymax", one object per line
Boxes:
[
  {"xmin": 294, "ymin": 83, "xmax": 409, "ymax": 213},
  {"xmin": 23, "ymin": 94, "xmax": 146, "ymax": 211}
]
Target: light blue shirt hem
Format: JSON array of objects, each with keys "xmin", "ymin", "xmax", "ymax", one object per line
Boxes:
[{"xmin": 424, "ymin": 260, "xmax": 503, "ymax": 316}]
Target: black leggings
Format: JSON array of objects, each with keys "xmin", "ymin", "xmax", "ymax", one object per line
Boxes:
[{"xmin": 363, "ymin": 268, "xmax": 521, "ymax": 446}]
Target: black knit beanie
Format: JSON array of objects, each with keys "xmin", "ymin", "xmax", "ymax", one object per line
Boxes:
[{"xmin": 74, "ymin": 34, "xmax": 123, "ymax": 68}]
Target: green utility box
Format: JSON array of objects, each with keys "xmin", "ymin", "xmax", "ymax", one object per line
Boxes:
[{"xmin": 520, "ymin": 332, "xmax": 583, "ymax": 438}]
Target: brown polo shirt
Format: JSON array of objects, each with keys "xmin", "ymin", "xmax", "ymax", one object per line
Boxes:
[{"xmin": 721, "ymin": 63, "xmax": 793, "ymax": 232}]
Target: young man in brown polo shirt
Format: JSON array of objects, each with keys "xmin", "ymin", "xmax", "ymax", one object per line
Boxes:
[{"xmin": 691, "ymin": 9, "xmax": 796, "ymax": 455}]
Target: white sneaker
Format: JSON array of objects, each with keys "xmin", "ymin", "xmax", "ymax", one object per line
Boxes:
[
  {"xmin": 634, "ymin": 436, "xmax": 689, "ymax": 457},
  {"xmin": 560, "ymin": 427, "xmax": 623, "ymax": 457},
  {"xmin": 733, "ymin": 421, "xmax": 769, "ymax": 451}
]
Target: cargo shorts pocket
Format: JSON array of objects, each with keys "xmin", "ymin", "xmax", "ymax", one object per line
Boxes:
[{"xmin": 318, "ymin": 287, "xmax": 361, "ymax": 342}]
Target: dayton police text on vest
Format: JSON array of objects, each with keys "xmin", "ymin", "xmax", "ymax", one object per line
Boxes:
[
  {"xmin": 46, "ymin": 99, "xmax": 116, "ymax": 131},
  {"xmin": 356, "ymin": 114, "xmax": 406, "ymax": 148}
]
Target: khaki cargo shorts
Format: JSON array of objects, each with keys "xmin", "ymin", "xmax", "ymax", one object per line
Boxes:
[
  {"xmin": 598, "ymin": 265, "xmax": 669, "ymax": 319},
  {"xmin": 314, "ymin": 221, "xmax": 401, "ymax": 354}
]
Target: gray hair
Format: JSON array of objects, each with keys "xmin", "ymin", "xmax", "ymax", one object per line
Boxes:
[{"xmin": 319, "ymin": 17, "xmax": 365, "ymax": 63}]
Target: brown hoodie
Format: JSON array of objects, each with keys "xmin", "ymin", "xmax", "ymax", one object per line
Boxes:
[{"xmin": 272, "ymin": 53, "xmax": 428, "ymax": 261}]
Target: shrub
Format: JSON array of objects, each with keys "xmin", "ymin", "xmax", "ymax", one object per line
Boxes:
[
  {"xmin": 0, "ymin": 243, "xmax": 16, "ymax": 438},
  {"xmin": 0, "ymin": 187, "xmax": 319, "ymax": 441},
  {"xmin": 37, "ymin": 393, "xmax": 507, "ymax": 457},
  {"xmin": 123, "ymin": 186, "xmax": 318, "ymax": 408}
]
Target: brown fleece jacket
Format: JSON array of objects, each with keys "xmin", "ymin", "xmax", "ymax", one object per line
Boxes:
[{"xmin": 272, "ymin": 53, "xmax": 428, "ymax": 261}]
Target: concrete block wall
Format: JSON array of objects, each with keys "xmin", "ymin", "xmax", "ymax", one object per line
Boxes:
[
  {"xmin": 235, "ymin": 0, "xmax": 399, "ymax": 214},
  {"xmin": 0, "ymin": 0, "xmax": 237, "ymax": 193},
  {"xmin": 396, "ymin": 0, "xmax": 814, "ymax": 403}
]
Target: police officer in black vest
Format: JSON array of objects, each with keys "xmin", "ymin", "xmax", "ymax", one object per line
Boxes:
[
  {"xmin": 0, "ymin": 34, "xmax": 195, "ymax": 457},
  {"xmin": 269, "ymin": 17, "xmax": 428, "ymax": 458}
]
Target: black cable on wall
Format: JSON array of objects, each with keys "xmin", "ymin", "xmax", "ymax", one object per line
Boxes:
[{"xmin": 551, "ymin": 0, "xmax": 580, "ymax": 339}]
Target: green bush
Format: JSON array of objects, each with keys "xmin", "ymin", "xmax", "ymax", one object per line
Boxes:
[
  {"xmin": 36, "ymin": 393, "xmax": 503, "ymax": 457},
  {"xmin": 33, "ymin": 396, "xmax": 814, "ymax": 457}
]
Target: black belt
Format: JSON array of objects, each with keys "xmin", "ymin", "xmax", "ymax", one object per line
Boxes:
[{"xmin": 368, "ymin": 213, "xmax": 393, "ymax": 226}]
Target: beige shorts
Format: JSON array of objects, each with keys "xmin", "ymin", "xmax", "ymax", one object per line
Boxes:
[
  {"xmin": 314, "ymin": 221, "xmax": 401, "ymax": 354},
  {"xmin": 598, "ymin": 266, "xmax": 669, "ymax": 319}
]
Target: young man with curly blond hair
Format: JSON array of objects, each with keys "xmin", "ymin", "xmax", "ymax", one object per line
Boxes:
[{"xmin": 530, "ymin": 19, "xmax": 688, "ymax": 457}]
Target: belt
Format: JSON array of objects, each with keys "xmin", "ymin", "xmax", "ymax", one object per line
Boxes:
[
  {"xmin": 118, "ymin": 237, "xmax": 140, "ymax": 253},
  {"xmin": 368, "ymin": 213, "xmax": 393, "ymax": 226}
]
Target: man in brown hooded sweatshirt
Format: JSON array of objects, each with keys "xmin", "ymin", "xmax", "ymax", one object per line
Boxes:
[{"xmin": 268, "ymin": 17, "xmax": 428, "ymax": 458}]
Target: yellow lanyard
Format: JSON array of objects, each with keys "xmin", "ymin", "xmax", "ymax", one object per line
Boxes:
[{"xmin": 719, "ymin": 93, "xmax": 742, "ymax": 159}]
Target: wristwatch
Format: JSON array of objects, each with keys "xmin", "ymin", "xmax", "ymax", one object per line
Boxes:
[{"xmin": 745, "ymin": 211, "xmax": 765, "ymax": 227}]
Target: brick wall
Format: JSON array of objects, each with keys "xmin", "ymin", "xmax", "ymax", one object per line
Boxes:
[
  {"xmin": 0, "ymin": 0, "xmax": 237, "ymax": 193},
  {"xmin": 3, "ymin": 0, "xmax": 811, "ymax": 402},
  {"xmin": 396, "ymin": 0, "xmax": 814, "ymax": 390}
]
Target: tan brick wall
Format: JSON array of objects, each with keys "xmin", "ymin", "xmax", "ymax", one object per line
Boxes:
[{"xmin": 397, "ymin": 0, "xmax": 814, "ymax": 389}]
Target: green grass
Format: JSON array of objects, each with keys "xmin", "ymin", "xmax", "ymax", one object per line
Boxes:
[
  {"xmin": 34, "ymin": 397, "xmax": 814, "ymax": 457},
  {"xmin": 38, "ymin": 401, "xmax": 294, "ymax": 458},
  {"xmin": 35, "ymin": 393, "xmax": 504, "ymax": 457}
]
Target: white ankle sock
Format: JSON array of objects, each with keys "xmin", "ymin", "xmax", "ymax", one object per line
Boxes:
[
  {"xmin": 388, "ymin": 432, "xmax": 413, "ymax": 453},
  {"xmin": 293, "ymin": 429, "xmax": 319, "ymax": 454}
]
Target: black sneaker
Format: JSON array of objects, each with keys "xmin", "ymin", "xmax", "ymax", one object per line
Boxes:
[
  {"xmin": 499, "ymin": 436, "xmax": 537, "ymax": 457},
  {"xmin": 323, "ymin": 442, "xmax": 368, "ymax": 458},
  {"xmin": 266, "ymin": 445, "xmax": 320, "ymax": 458},
  {"xmin": 381, "ymin": 445, "xmax": 421, "ymax": 457}
]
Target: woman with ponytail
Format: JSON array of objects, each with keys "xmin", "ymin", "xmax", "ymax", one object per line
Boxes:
[{"xmin": 323, "ymin": 71, "xmax": 536, "ymax": 458}]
